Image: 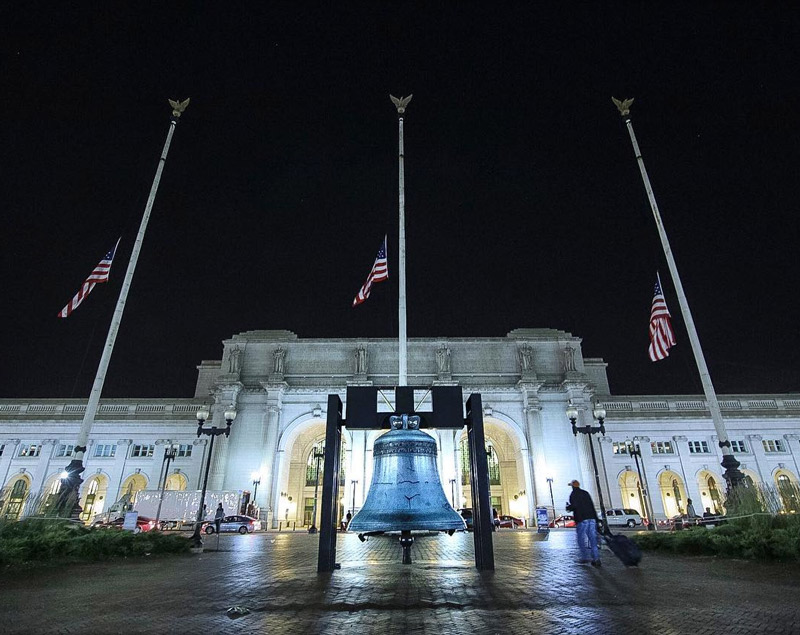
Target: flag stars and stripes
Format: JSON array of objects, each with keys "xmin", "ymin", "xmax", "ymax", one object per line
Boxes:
[
  {"xmin": 57, "ymin": 239, "xmax": 121, "ymax": 318},
  {"xmin": 353, "ymin": 236, "xmax": 388, "ymax": 307},
  {"xmin": 648, "ymin": 275, "xmax": 676, "ymax": 362}
]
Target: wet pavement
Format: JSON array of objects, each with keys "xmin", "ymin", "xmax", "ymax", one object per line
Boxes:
[{"xmin": 3, "ymin": 528, "xmax": 799, "ymax": 634}]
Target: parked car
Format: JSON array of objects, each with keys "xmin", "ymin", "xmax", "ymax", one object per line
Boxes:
[
  {"xmin": 498, "ymin": 515, "xmax": 523, "ymax": 528},
  {"xmin": 603, "ymin": 508, "xmax": 643, "ymax": 528},
  {"xmin": 201, "ymin": 515, "xmax": 258, "ymax": 534},
  {"xmin": 550, "ymin": 515, "xmax": 575, "ymax": 528},
  {"xmin": 458, "ymin": 508, "xmax": 474, "ymax": 530},
  {"xmin": 92, "ymin": 515, "xmax": 157, "ymax": 534}
]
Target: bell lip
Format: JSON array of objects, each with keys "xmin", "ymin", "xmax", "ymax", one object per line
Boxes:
[{"xmin": 348, "ymin": 520, "xmax": 467, "ymax": 532}]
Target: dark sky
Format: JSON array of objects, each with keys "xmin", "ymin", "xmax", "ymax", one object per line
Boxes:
[{"xmin": 2, "ymin": 4, "xmax": 799, "ymax": 399}]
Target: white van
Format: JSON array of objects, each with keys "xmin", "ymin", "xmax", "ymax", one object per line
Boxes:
[{"xmin": 603, "ymin": 508, "xmax": 643, "ymax": 528}]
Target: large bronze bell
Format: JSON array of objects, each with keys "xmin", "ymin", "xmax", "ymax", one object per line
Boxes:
[{"xmin": 349, "ymin": 413, "xmax": 465, "ymax": 562}]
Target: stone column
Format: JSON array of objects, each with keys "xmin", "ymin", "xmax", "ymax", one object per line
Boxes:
[
  {"xmin": 437, "ymin": 429, "xmax": 458, "ymax": 508},
  {"xmin": 783, "ymin": 434, "xmax": 800, "ymax": 477},
  {"xmin": 259, "ymin": 383, "xmax": 286, "ymax": 524},
  {"xmin": 206, "ymin": 382, "xmax": 243, "ymax": 490},
  {"xmin": 746, "ymin": 434, "xmax": 765, "ymax": 483},
  {"xmin": 113, "ymin": 440, "xmax": 133, "ymax": 502},
  {"xmin": 0, "ymin": 439, "xmax": 21, "ymax": 490},
  {"xmin": 671, "ymin": 436, "xmax": 696, "ymax": 503}
]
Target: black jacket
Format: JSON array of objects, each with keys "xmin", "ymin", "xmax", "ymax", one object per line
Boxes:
[{"xmin": 566, "ymin": 487, "xmax": 597, "ymax": 523}]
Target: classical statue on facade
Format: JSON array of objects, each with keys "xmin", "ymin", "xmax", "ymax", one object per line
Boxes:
[
  {"xmin": 228, "ymin": 346, "xmax": 242, "ymax": 373},
  {"xmin": 563, "ymin": 346, "xmax": 577, "ymax": 372},
  {"xmin": 518, "ymin": 344, "xmax": 533, "ymax": 372},
  {"xmin": 354, "ymin": 345, "xmax": 368, "ymax": 375},
  {"xmin": 273, "ymin": 347, "xmax": 286, "ymax": 375},
  {"xmin": 436, "ymin": 345, "xmax": 451, "ymax": 374}
]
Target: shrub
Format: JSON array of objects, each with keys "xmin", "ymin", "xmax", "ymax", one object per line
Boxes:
[
  {"xmin": 631, "ymin": 513, "xmax": 800, "ymax": 562},
  {"xmin": 0, "ymin": 519, "xmax": 190, "ymax": 567}
]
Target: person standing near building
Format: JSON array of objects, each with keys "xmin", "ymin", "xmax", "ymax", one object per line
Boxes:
[
  {"xmin": 566, "ymin": 480, "xmax": 601, "ymax": 567},
  {"xmin": 214, "ymin": 503, "xmax": 225, "ymax": 534}
]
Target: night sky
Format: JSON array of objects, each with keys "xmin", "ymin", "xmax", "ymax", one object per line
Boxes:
[{"xmin": 3, "ymin": 5, "xmax": 799, "ymax": 399}]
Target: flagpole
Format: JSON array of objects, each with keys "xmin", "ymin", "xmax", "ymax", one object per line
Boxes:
[
  {"xmin": 612, "ymin": 98, "xmax": 743, "ymax": 488},
  {"xmin": 391, "ymin": 95, "xmax": 412, "ymax": 387},
  {"xmin": 60, "ymin": 99, "xmax": 190, "ymax": 517}
]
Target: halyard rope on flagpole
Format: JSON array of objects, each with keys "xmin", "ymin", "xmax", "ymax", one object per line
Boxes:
[
  {"xmin": 61, "ymin": 98, "xmax": 190, "ymax": 517},
  {"xmin": 391, "ymin": 94, "xmax": 412, "ymax": 387},
  {"xmin": 612, "ymin": 97, "xmax": 743, "ymax": 488}
]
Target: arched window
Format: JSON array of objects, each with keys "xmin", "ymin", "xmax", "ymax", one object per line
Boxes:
[
  {"xmin": 5, "ymin": 478, "xmax": 29, "ymax": 519},
  {"xmin": 458, "ymin": 439, "xmax": 501, "ymax": 485},
  {"xmin": 80, "ymin": 479, "xmax": 100, "ymax": 522},
  {"xmin": 672, "ymin": 479, "xmax": 683, "ymax": 513},
  {"xmin": 707, "ymin": 476, "xmax": 722, "ymax": 514},
  {"xmin": 777, "ymin": 473, "xmax": 799, "ymax": 513},
  {"xmin": 305, "ymin": 441, "xmax": 346, "ymax": 486},
  {"xmin": 487, "ymin": 444, "xmax": 501, "ymax": 485}
]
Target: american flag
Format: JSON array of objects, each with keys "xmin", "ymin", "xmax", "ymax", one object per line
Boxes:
[
  {"xmin": 352, "ymin": 236, "xmax": 388, "ymax": 307},
  {"xmin": 57, "ymin": 239, "xmax": 121, "ymax": 318},
  {"xmin": 648, "ymin": 274, "xmax": 676, "ymax": 361}
]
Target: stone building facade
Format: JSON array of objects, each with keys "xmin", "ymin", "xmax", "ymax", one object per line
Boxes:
[{"xmin": 1, "ymin": 328, "xmax": 799, "ymax": 525}]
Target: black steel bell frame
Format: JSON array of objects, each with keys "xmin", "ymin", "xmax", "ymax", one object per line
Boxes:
[{"xmin": 317, "ymin": 385, "xmax": 495, "ymax": 573}]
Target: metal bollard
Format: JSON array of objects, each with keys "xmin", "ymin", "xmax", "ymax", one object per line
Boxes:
[{"xmin": 278, "ymin": 521, "xmax": 283, "ymax": 532}]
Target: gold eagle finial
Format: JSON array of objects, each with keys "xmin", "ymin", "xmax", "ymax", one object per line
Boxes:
[
  {"xmin": 390, "ymin": 94, "xmax": 413, "ymax": 114},
  {"xmin": 612, "ymin": 97, "xmax": 634, "ymax": 117},
  {"xmin": 168, "ymin": 98, "xmax": 191, "ymax": 118}
]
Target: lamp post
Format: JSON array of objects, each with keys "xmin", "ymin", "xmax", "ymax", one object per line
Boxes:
[
  {"xmin": 154, "ymin": 445, "xmax": 177, "ymax": 530},
  {"xmin": 191, "ymin": 404, "xmax": 237, "ymax": 550},
  {"xmin": 308, "ymin": 448, "xmax": 324, "ymax": 534},
  {"xmin": 251, "ymin": 472, "xmax": 261, "ymax": 507},
  {"xmin": 626, "ymin": 440, "xmax": 656, "ymax": 531},
  {"xmin": 567, "ymin": 403, "xmax": 609, "ymax": 528},
  {"xmin": 546, "ymin": 477, "xmax": 556, "ymax": 518},
  {"xmin": 351, "ymin": 480, "xmax": 359, "ymax": 516}
]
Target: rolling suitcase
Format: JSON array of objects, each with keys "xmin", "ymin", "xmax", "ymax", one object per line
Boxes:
[{"xmin": 603, "ymin": 531, "xmax": 642, "ymax": 567}]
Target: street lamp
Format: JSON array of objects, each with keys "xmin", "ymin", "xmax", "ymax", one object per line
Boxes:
[
  {"xmin": 546, "ymin": 477, "xmax": 556, "ymax": 517},
  {"xmin": 308, "ymin": 448, "xmax": 324, "ymax": 534},
  {"xmin": 155, "ymin": 445, "xmax": 178, "ymax": 530},
  {"xmin": 567, "ymin": 402, "xmax": 609, "ymax": 528},
  {"xmin": 626, "ymin": 439, "xmax": 656, "ymax": 531},
  {"xmin": 191, "ymin": 404, "xmax": 236, "ymax": 550},
  {"xmin": 251, "ymin": 472, "xmax": 262, "ymax": 507}
]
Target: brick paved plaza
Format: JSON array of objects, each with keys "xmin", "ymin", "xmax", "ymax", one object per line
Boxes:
[{"xmin": 3, "ymin": 529, "xmax": 799, "ymax": 634}]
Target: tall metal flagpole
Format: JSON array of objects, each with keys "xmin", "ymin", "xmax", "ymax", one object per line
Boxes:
[
  {"xmin": 391, "ymin": 94, "xmax": 412, "ymax": 387},
  {"xmin": 612, "ymin": 97, "xmax": 743, "ymax": 488},
  {"xmin": 60, "ymin": 98, "xmax": 190, "ymax": 516}
]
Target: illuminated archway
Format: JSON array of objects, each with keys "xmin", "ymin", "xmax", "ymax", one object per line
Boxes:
[
  {"xmin": 119, "ymin": 473, "xmax": 148, "ymax": 507},
  {"xmin": 658, "ymin": 470, "xmax": 687, "ymax": 517},
  {"xmin": 2, "ymin": 474, "xmax": 31, "ymax": 519},
  {"xmin": 80, "ymin": 474, "xmax": 109, "ymax": 522},
  {"xmin": 618, "ymin": 470, "xmax": 644, "ymax": 516},
  {"xmin": 697, "ymin": 470, "xmax": 724, "ymax": 515},
  {"xmin": 165, "ymin": 472, "xmax": 187, "ymax": 491},
  {"xmin": 775, "ymin": 469, "xmax": 800, "ymax": 513}
]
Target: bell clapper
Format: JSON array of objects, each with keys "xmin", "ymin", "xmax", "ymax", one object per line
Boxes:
[{"xmin": 399, "ymin": 530, "xmax": 414, "ymax": 565}]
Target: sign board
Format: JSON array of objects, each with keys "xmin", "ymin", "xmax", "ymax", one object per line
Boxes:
[
  {"xmin": 536, "ymin": 506, "xmax": 550, "ymax": 534},
  {"xmin": 122, "ymin": 511, "xmax": 139, "ymax": 532}
]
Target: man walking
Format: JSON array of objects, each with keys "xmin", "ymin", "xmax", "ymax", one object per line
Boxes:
[
  {"xmin": 566, "ymin": 480, "xmax": 601, "ymax": 567},
  {"xmin": 214, "ymin": 502, "xmax": 225, "ymax": 534}
]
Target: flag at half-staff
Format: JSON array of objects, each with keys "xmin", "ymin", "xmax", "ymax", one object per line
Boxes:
[
  {"xmin": 648, "ymin": 273, "xmax": 676, "ymax": 361},
  {"xmin": 352, "ymin": 235, "xmax": 388, "ymax": 306},
  {"xmin": 57, "ymin": 238, "xmax": 121, "ymax": 318}
]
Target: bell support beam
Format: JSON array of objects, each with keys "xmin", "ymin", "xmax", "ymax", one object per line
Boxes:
[
  {"xmin": 317, "ymin": 394, "xmax": 343, "ymax": 573},
  {"xmin": 466, "ymin": 393, "xmax": 495, "ymax": 571},
  {"xmin": 318, "ymin": 386, "xmax": 495, "ymax": 572}
]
